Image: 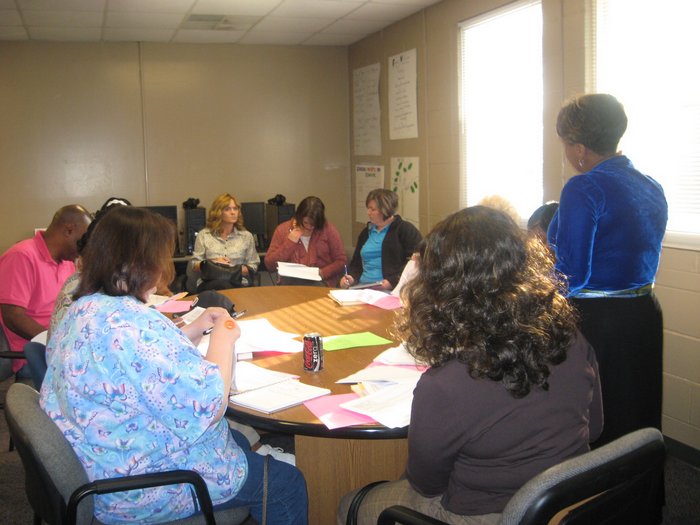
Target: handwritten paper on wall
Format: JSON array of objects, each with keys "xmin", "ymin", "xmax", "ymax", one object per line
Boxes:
[
  {"xmin": 353, "ymin": 63, "xmax": 381, "ymax": 156},
  {"xmin": 355, "ymin": 164, "xmax": 384, "ymax": 221},
  {"xmin": 392, "ymin": 157, "xmax": 419, "ymax": 226},
  {"xmin": 388, "ymin": 49, "xmax": 418, "ymax": 140}
]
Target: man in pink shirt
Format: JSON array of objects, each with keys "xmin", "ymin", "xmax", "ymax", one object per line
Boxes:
[{"xmin": 0, "ymin": 204, "xmax": 91, "ymax": 379}]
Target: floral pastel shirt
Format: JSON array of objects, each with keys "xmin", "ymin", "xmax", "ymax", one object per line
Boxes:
[{"xmin": 40, "ymin": 293, "xmax": 247, "ymax": 524}]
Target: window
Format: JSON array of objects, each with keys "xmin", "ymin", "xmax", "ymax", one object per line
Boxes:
[
  {"xmin": 591, "ymin": 0, "xmax": 700, "ymax": 247},
  {"xmin": 459, "ymin": 0, "xmax": 542, "ymax": 222}
]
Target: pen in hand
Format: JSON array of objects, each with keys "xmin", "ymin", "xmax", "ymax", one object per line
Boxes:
[{"xmin": 202, "ymin": 311, "xmax": 245, "ymax": 334}]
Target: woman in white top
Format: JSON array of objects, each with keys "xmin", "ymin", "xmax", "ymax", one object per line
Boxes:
[{"xmin": 191, "ymin": 193, "xmax": 259, "ymax": 291}]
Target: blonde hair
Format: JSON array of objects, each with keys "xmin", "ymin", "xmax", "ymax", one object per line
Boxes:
[
  {"xmin": 477, "ymin": 195, "xmax": 521, "ymax": 225},
  {"xmin": 206, "ymin": 193, "xmax": 245, "ymax": 235}
]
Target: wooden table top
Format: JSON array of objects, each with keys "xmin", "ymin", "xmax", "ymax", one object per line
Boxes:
[{"xmin": 220, "ymin": 286, "xmax": 409, "ymax": 439}]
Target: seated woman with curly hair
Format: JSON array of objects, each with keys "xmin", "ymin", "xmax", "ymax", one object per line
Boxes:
[{"xmin": 337, "ymin": 206, "xmax": 602, "ymax": 525}]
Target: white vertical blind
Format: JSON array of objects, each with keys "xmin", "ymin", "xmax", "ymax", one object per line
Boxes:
[
  {"xmin": 592, "ymin": 0, "xmax": 700, "ymax": 243},
  {"xmin": 459, "ymin": 0, "xmax": 543, "ymax": 220}
]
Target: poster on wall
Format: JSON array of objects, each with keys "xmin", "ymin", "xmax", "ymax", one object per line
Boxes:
[
  {"xmin": 355, "ymin": 164, "xmax": 385, "ymax": 221},
  {"xmin": 391, "ymin": 157, "xmax": 419, "ymax": 226},
  {"xmin": 353, "ymin": 63, "xmax": 382, "ymax": 156},
  {"xmin": 388, "ymin": 49, "xmax": 418, "ymax": 140}
]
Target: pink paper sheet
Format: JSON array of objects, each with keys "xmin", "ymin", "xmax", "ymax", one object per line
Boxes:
[
  {"xmin": 371, "ymin": 294, "xmax": 402, "ymax": 310},
  {"xmin": 156, "ymin": 300, "xmax": 194, "ymax": 313},
  {"xmin": 304, "ymin": 393, "xmax": 377, "ymax": 429}
]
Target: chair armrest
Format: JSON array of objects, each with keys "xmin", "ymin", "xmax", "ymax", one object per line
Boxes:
[
  {"xmin": 377, "ymin": 505, "xmax": 449, "ymax": 525},
  {"xmin": 66, "ymin": 469, "xmax": 216, "ymax": 525}
]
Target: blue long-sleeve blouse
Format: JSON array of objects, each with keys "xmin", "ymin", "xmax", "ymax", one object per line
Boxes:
[{"xmin": 547, "ymin": 155, "xmax": 668, "ymax": 296}]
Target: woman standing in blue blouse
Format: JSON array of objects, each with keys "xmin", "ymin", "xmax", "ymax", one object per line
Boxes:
[
  {"xmin": 41, "ymin": 207, "xmax": 307, "ymax": 524},
  {"xmin": 548, "ymin": 94, "xmax": 668, "ymax": 448}
]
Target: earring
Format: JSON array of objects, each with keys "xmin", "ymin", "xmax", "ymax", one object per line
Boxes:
[{"xmin": 578, "ymin": 158, "xmax": 584, "ymax": 169}]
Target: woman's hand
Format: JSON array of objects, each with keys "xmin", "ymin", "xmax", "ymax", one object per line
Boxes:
[
  {"xmin": 287, "ymin": 220, "xmax": 303, "ymax": 243},
  {"xmin": 340, "ymin": 274, "xmax": 355, "ymax": 289},
  {"xmin": 211, "ymin": 256, "xmax": 231, "ymax": 265},
  {"xmin": 379, "ymin": 279, "xmax": 392, "ymax": 290},
  {"xmin": 181, "ymin": 307, "xmax": 231, "ymax": 345}
]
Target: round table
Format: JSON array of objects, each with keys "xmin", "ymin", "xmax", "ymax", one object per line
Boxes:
[{"xmin": 219, "ymin": 286, "xmax": 409, "ymax": 525}]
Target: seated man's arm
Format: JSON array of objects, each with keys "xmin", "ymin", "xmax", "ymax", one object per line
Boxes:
[{"xmin": 1, "ymin": 304, "xmax": 45, "ymax": 341}]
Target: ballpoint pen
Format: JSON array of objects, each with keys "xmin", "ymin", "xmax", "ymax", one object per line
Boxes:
[{"xmin": 232, "ymin": 310, "xmax": 247, "ymax": 319}]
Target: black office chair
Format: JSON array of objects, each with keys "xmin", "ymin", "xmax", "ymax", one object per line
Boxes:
[
  {"xmin": 23, "ymin": 341, "xmax": 48, "ymax": 391},
  {"xmin": 374, "ymin": 428, "xmax": 665, "ymax": 525},
  {"xmin": 4, "ymin": 383, "xmax": 251, "ymax": 525}
]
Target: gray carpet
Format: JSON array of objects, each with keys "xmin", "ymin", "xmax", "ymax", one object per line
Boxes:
[{"xmin": 1, "ymin": 376, "xmax": 698, "ymax": 524}]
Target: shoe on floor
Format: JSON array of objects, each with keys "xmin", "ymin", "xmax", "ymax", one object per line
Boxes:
[{"xmin": 256, "ymin": 443, "xmax": 296, "ymax": 466}]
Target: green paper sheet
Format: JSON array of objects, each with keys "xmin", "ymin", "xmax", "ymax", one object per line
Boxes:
[{"xmin": 323, "ymin": 331, "xmax": 393, "ymax": 351}]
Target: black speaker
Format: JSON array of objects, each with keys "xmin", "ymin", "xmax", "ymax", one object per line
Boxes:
[
  {"xmin": 185, "ymin": 207, "xmax": 206, "ymax": 255},
  {"xmin": 265, "ymin": 203, "xmax": 295, "ymax": 245},
  {"xmin": 241, "ymin": 202, "xmax": 267, "ymax": 248}
]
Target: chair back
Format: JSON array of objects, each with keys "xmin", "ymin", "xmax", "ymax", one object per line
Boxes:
[
  {"xmin": 23, "ymin": 341, "xmax": 48, "ymax": 390},
  {"xmin": 4, "ymin": 383, "xmax": 95, "ymax": 525},
  {"xmin": 498, "ymin": 427, "xmax": 665, "ymax": 525}
]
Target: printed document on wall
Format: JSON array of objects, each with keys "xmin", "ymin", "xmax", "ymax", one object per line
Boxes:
[
  {"xmin": 391, "ymin": 157, "xmax": 419, "ymax": 226},
  {"xmin": 388, "ymin": 49, "xmax": 418, "ymax": 140},
  {"xmin": 355, "ymin": 164, "xmax": 384, "ymax": 220},
  {"xmin": 353, "ymin": 63, "xmax": 381, "ymax": 155}
]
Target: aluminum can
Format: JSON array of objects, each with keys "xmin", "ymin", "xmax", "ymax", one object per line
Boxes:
[{"xmin": 303, "ymin": 333, "xmax": 324, "ymax": 371}]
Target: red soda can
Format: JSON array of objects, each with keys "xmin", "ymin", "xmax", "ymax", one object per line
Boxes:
[{"xmin": 303, "ymin": 333, "xmax": 324, "ymax": 371}]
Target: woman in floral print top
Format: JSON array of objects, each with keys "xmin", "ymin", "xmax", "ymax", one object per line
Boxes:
[{"xmin": 40, "ymin": 207, "xmax": 307, "ymax": 524}]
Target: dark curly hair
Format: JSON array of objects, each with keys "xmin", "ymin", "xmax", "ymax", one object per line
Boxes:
[{"xmin": 395, "ymin": 206, "xmax": 577, "ymax": 398}]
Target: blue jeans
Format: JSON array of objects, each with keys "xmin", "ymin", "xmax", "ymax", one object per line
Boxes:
[{"xmin": 216, "ymin": 428, "xmax": 308, "ymax": 524}]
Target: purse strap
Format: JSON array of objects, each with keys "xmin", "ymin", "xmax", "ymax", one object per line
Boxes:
[{"xmin": 261, "ymin": 454, "xmax": 270, "ymax": 525}]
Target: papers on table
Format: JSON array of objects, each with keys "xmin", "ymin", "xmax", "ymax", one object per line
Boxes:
[
  {"xmin": 373, "ymin": 344, "xmax": 427, "ymax": 367},
  {"xmin": 230, "ymin": 380, "xmax": 330, "ymax": 414},
  {"xmin": 323, "ymin": 331, "xmax": 393, "ymax": 351},
  {"xmin": 148, "ymin": 292, "xmax": 192, "ymax": 312},
  {"xmin": 326, "ymin": 350, "xmax": 428, "ymax": 429},
  {"xmin": 339, "ymin": 382, "xmax": 415, "ymax": 428},
  {"xmin": 231, "ymin": 361, "xmax": 299, "ymax": 394},
  {"xmin": 194, "ymin": 317, "xmax": 302, "ymax": 360},
  {"xmin": 277, "ymin": 262, "xmax": 322, "ymax": 282},
  {"xmin": 304, "ymin": 394, "xmax": 377, "ymax": 429},
  {"xmin": 336, "ymin": 365, "xmax": 423, "ymax": 385},
  {"xmin": 328, "ymin": 289, "xmax": 401, "ymax": 310}
]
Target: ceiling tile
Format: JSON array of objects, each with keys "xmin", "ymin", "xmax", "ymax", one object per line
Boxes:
[
  {"xmin": 303, "ymin": 32, "xmax": 360, "ymax": 46},
  {"xmin": 103, "ymin": 27, "xmax": 175, "ymax": 41},
  {"xmin": 272, "ymin": 0, "xmax": 360, "ymax": 19},
  {"xmin": 253, "ymin": 16, "xmax": 333, "ymax": 33},
  {"xmin": 172, "ymin": 28, "xmax": 244, "ymax": 43},
  {"xmin": 106, "ymin": 11, "xmax": 184, "ymax": 29},
  {"xmin": 22, "ymin": 10, "xmax": 102, "ymax": 27},
  {"xmin": 239, "ymin": 30, "xmax": 308, "ymax": 45},
  {"xmin": 18, "ymin": 0, "xmax": 105, "ymax": 11},
  {"xmin": 346, "ymin": 2, "xmax": 417, "ymax": 21},
  {"xmin": 27, "ymin": 26, "xmax": 102, "ymax": 40},
  {"xmin": 108, "ymin": 0, "xmax": 195, "ymax": 14},
  {"xmin": 324, "ymin": 17, "xmax": 386, "ymax": 34},
  {"xmin": 192, "ymin": 0, "xmax": 280, "ymax": 17}
]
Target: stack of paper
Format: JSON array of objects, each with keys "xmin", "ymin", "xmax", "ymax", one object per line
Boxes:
[
  {"xmin": 328, "ymin": 289, "xmax": 402, "ymax": 310},
  {"xmin": 277, "ymin": 262, "xmax": 322, "ymax": 281},
  {"xmin": 230, "ymin": 380, "xmax": 331, "ymax": 414}
]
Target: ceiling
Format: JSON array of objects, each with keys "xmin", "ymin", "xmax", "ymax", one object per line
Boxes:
[{"xmin": 0, "ymin": 0, "xmax": 443, "ymax": 46}]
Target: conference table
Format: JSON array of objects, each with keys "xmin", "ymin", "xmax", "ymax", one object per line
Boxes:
[{"xmin": 219, "ymin": 286, "xmax": 409, "ymax": 525}]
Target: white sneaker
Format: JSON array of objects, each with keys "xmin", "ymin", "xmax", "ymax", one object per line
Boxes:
[{"xmin": 256, "ymin": 443, "xmax": 296, "ymax": 466}]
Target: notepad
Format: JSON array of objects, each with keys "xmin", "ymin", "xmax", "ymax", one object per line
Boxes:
[
  {"xmin": 231, "ymin": 362, "xmax": 299, "ymax": 394},
  {"xmin": 229, "ymin": 380, "xmax": 331, "ymax": 414}
]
